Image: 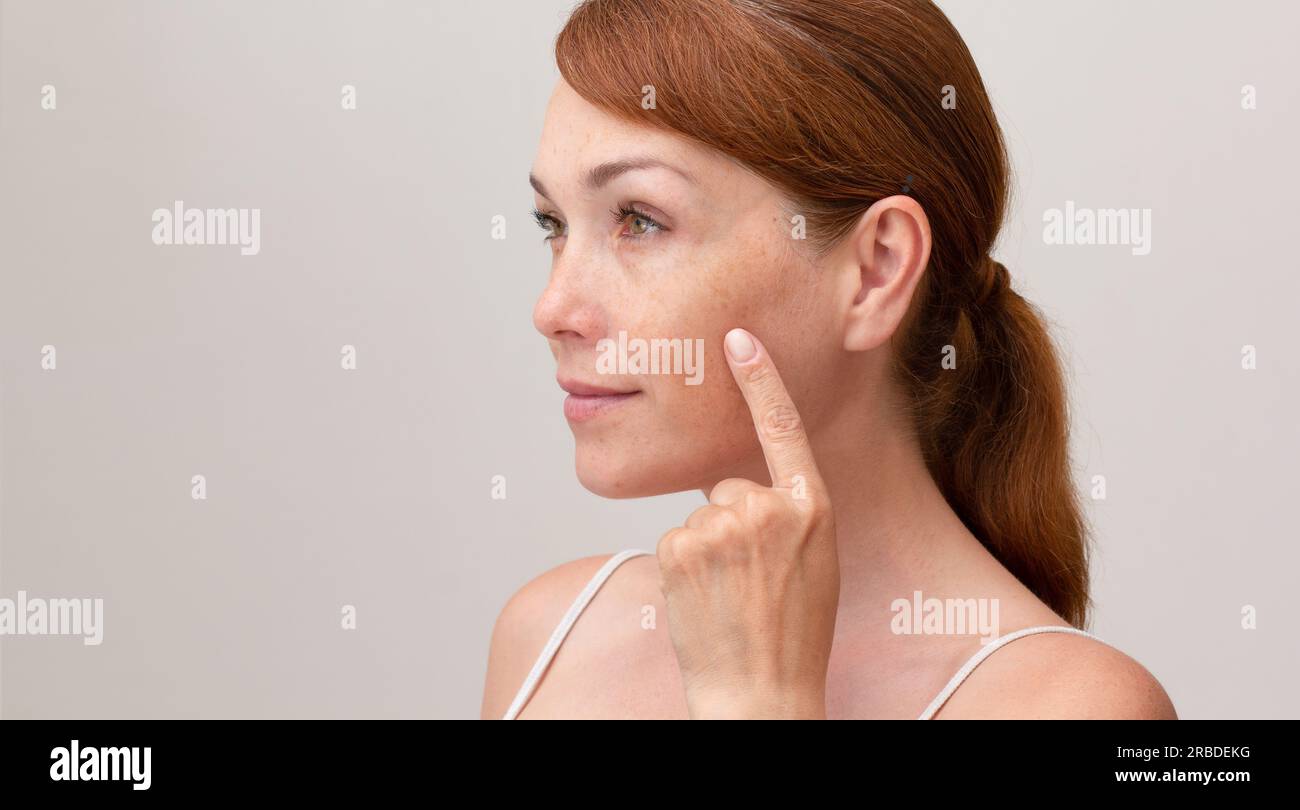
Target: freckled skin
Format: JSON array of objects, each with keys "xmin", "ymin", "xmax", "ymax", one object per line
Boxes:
[{"xmin": 531, "ymin": 79, "xmax": 846, "ymax": 497}]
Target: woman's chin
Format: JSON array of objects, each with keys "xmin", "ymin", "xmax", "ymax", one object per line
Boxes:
[{"xmin": 574, "ymin": 454, "xmax": 698, "ymax": 499}]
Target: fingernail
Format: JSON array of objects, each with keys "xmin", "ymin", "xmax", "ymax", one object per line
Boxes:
[{"xmin": 725, "ymin": 328, "xmax": 757, "ymax": 363}]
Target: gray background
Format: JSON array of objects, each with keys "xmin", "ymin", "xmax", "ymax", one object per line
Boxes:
[{"xmin": 1, "ymin": 0, "xmax": 1295, "ymax": 719}]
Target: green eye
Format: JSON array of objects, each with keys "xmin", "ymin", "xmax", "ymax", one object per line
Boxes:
[{"xmin": 610, "ymin": 204, "xmax": 664, "ymax": 237}]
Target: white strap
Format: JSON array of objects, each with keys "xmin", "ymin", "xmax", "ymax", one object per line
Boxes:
[
  {"xmin": 916, "ymin": 625, "xmax": 1106, "ymax": 720},
  {"xmin": 501, "ymin": 549, "xmax": 655, "ymax": 720}
]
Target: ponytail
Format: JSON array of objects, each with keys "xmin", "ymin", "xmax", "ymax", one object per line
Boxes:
[{"xmin": 899, "ymin": 256, "xmax": 1091, "ymax": 628}]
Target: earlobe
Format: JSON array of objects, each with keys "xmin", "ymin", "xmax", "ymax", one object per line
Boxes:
[{"xmin": 839, "ymin": 195, "xmax": 931, "ymax": 353}]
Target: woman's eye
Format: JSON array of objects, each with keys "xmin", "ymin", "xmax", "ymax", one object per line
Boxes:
[
  {"xmin": 611, "ymin": 205, "xmax": 665, "ymax": 238},
  {"xmin": 531, "ymin": 208, "xmax": 565, "ymax": 241},
  {"xmin": 530, "ymin": 205, "xmax": 665, "ymax": 244}
]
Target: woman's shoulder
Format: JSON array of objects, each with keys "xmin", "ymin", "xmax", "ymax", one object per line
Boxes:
[
  {"xmin": 504, "ymin": 549, "xmax": 657, "ymax": 631},
  {"xmin": 480, "ymin": 550, "xmax": 661, "ymax": 718},
  {"xmin": 934, "ymin": 626, "xmax": 1178, "ymax": 719}
]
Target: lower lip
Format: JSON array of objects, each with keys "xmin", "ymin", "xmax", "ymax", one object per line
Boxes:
[{"xmin": 563, "ymin": 391, "xmax": 639, "ymax": 422}]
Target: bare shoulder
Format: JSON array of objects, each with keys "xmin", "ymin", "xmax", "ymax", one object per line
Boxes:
[
  {"xmin": 479, "ymin": 551, "xmax": 662, "ymax": 719},
  {"xmin": 936, "ymin": 629, "xmax": 1179, "ymax": 720}
]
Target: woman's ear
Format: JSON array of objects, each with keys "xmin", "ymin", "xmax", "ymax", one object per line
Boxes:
[{"xmin": 836, "ymin": 195, "xmax": 932, "ymax": 352}]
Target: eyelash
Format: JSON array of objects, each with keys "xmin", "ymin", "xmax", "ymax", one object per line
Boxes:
[
  {"xmin": 531, "ymin": 208, "xmax": 564, "ymax": 241},
  {"xmin": 608, "ymin": 204, "xmax": 666, "ymax": 238},
  {"xmin": 529, "ymin": 205, "xmax": 666, "ymax": 242}
]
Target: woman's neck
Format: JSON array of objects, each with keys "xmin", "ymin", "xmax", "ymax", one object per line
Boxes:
[{"xmin": 704, "ymin": 393, "xmax": 1009, "ymax": 636}]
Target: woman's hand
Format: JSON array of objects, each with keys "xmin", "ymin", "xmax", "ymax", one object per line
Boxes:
[{"xmin": 657, "ymin": 328, "xmax": 840, "ymax": 719}]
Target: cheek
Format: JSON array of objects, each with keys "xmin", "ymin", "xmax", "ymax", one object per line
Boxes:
[{"xmin": 634, "ymin": 242, "xmax": 817, "ymax": 444}]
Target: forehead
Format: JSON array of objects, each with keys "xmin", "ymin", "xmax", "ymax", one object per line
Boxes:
[{"xmin": 532, "ymin": 79, "xmax": 740, "ymax": 195}]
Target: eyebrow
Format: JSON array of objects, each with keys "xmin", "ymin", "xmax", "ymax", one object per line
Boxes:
[{"xmin": 529, "ymin": 157, "xmax": 694, "ymax": 200}]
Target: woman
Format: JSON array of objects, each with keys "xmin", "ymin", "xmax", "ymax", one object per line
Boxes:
[{"xmin": 482, "ymin": 0, "xmax": 1177, "ymax": 719}]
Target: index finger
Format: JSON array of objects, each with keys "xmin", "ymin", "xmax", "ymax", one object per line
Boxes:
[{"xmin": 723, "ymin": 327, "xmax": 825, "ymax": 495}]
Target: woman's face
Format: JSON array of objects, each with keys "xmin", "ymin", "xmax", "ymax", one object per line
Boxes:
[{"xmin": 531, "ymin": 79, "xmax": 848, "ymax": 498}]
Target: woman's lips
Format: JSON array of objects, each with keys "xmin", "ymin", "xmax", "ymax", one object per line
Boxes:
[
  {"xmin": 558, "ymin": 378, "xmax": 640, "ymax": 423},
  {"xmin": 563, "ymin": 391, "xmax": 639, "ymax": 422}
]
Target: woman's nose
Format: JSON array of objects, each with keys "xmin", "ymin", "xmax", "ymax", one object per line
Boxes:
[{"xmin": 532, "ymin": 264, "xmax": 604, "ymax": 345}]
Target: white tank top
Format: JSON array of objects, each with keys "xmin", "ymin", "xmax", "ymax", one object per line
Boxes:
[{"xmin": 501, "ymin": 548, "xmax": 1106, "ymax": 720}]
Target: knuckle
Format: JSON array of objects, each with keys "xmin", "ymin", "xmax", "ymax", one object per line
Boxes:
[
  {"xmin": 689, "ymin": 504, "xmax": 735, "ymax": 532},
  {"xmin": 656, "ymin": 528, "xmax": 686, "ymax": 570},
  {"xmin": 742, "ymin": 489, "xmax": 782, "ymax": 524},
  {"xmin": 683, "ymin": 505, "xmax": 710, "ymax": 529},
  {"xmin": 710, "ymin": 507, "xmax": 745, "ymax": 536},
  {"xmin": 708, "ymin": 477, "xmax": 753, "ymax": 505},
  {"xmin": 761, "ymin": 403, "xmax": 804, "ymax": 441}
]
